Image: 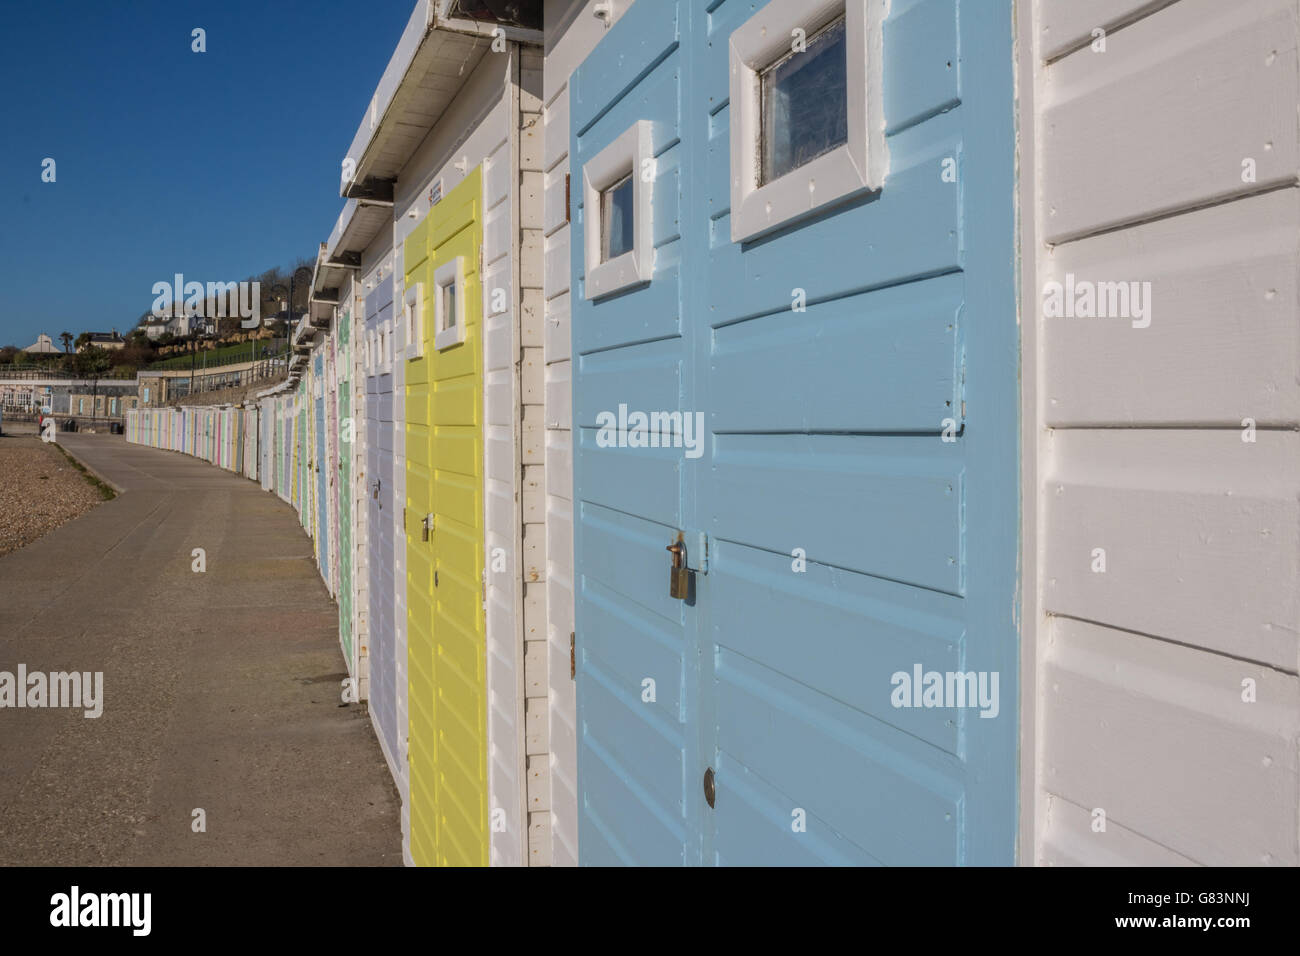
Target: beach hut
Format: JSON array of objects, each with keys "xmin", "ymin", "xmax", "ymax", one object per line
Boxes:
[{"xmin": 327, "ymin": 0, "xmax": 546, "ymax": 865}]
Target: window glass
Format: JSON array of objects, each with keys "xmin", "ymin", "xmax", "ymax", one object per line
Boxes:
[
  {"xmin": 600, "ymin": 174, "xmax": 635, "ymax": 262},
  {"xmin": 760, "ymin": 16, "xmax": 848, "ymax": 185},
  {"xmin": 441, "ymin": 281, "xmax": 457, "ymax": 333}
]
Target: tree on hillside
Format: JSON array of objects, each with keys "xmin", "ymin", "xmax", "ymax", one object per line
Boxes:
[
  {"xmin": 113, "ymin": 340, "xmax": 153, "ymax": 371},
  {"xmin": 73, "ymin": 346, "xmax": 112, "ymax": 379},
  {"xmin": 59, "ymin": 331, "xmax": 74, "ymax": 353},
  {"xmin": 74, "ymin": 331, "xmax": 92, "ymax": 351}
]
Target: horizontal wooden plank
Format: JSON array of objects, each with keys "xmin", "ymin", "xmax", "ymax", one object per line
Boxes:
[
  {"xmin": 545, "ymin": 512, "xmax": 574, "ymax": 626},
  {"xmin": 486, "ymin": 146, "xmax": 512, "ymax": 208},
  {"xmin": 1039, "ymin": 793, "xmax": 1199, "ymax": 866},
  {"xmin": 882, "ymin": 0, "xmax": 960, "ymax": 133},
  {"xmin": 483, "ymin": 201, "xmax": 512, "ymax": 265},
  {"xmin": 571, "ymin": 0, "xmax": 679, "ymax": 138},
  {"xmin": 544, "ymin": 357, "xmax": 571, "ymax": 430},
  {"xmin": 545, "ymin": 420, "xmax": 573, "ymax": 502},
  {"xmin": 575, "ymin": 430, "xmax": 681, "ymax": 527},
  {"xmin": 1042, "ymin": 189, "xmax": 1300, "ymax": 426},
  {"xmin": 573, "ymin": 337, "xmax": 681, "ymax": 428},
  {"xmin": 712, "ymin": 540, "xmax": 965, "ymax": 756},
  {"xmin": 715, "ymin": 647, "xmax": 963, "ymax": 865},
  {"xmin": 543, "ymin": 229, "xmax": 570, "ymax": 303},
  {"xmin": 1041, "ymin": 617, "xmax": 1300, "ymax": 865},
  {"xmin": 710, "ymin": 273, "xmax": 960, "ymax": 433},
  {"xmin": 1040, "ymin": 0, "xmax": 1298, "ymax": 243},
  {"xmin": 543, "ymin": 156, "xmax": 569, "ymax": 237},
  {"xmin": 714, "ymin": 758, "xmax": 880, "ymax": 866},
  {"xmin": 1037, "ymin": 0, "xmax": 1179, "ymax": 62},
  {"xmin": 710, "ymin": 434, "xmax": 964, "ymax": 595},
  {"xmin": 543, "ymin": 82, "xmax": 570, "ymax": 171},
  {"xmin": 1044, "ymin": 429, "xmax": 1300, "ymax": 671},
  {"xmin": 485, "ymin": 477, "xmax": 513, "ymax": 536}
]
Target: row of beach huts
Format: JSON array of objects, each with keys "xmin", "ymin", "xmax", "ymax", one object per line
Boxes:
[{"xmin": 126, "ymin": 0, "xmax": 1300, "ymax": 866}]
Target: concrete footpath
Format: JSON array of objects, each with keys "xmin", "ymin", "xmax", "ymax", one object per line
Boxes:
[{"xmin": 0, "ymin": 434, "xmax": 401, "ymax": 865}]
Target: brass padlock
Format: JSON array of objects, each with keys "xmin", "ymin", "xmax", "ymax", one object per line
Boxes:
[{"xmin": 667, "ymin": 541, "xmax": 691, "ymax": 600}]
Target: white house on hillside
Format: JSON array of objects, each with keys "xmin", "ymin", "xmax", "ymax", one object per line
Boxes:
[{"xmin": 24, "ymin": 333, "xmax": 60, "ymax": 354}]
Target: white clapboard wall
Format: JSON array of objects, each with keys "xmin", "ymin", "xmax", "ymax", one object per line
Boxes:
[
  {"xmin": 388, "ymin": 46, "xmax": 537, "ymax": 866},
  {"xmin": 1024, "ymin": 0, "xmax": 1300, "ymax": 865},
  {"xmin": 541, "ymin": 0, "xmax": 633, "ymax": 868}
]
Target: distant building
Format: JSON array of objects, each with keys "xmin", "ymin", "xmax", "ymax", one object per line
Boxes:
[
  {"xmin": 24, "ymin": 333, "xmax": 59, "ymax": 354},
  {"xmin": 78, "ymin": 331, "xmax": 125, "ymax": 352},
  {"xmin": 160, "ymin": 314, "xmax": 214, "ymax": 338},
  {"xmin": 142, "ymin": 319, "xmax": 169, "ymax": 340},
  {"xmin": 66, "ymin": 387, "xmax": 138, "ymax": 418},
  {"xmin": 0, "ymin": 384, "xmax": 48, "ymax": 411}
]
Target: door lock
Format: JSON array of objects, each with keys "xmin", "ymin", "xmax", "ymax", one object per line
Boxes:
[
  {"xmin": 667, "ymin": 540, "xmax": 692, "ymax": 600},
  {"xmin": 703, "ymin": 767, "xmax": 716, "ymax": 809}
]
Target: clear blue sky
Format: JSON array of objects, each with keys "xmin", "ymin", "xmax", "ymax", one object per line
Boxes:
[{"xmin": 0, "ymin": 0, "xmax": 413, "ymax": 349}]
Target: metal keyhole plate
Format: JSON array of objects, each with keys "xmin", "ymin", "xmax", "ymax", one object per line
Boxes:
[{"xmin": 703, "ymin": 767, "xmax": 716, "ymax": 808}]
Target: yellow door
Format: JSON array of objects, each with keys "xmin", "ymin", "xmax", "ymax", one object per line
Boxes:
[{"xmin": 404, "ymin": 168, "xmax": 488, "ymax": 866}]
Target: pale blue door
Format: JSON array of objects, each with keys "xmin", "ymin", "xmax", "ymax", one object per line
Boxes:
[
  {"xmin": 571, "ymin": 0, "xmax": 1019, "ymax": 865},
  {"xmin": 365, "ymin": 280, "xmax": 399, "ymax": 765}
]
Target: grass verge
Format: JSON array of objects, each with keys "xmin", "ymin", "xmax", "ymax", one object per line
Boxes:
[{"xmin": 52, "ymin": 442, "xmax": 117, "ymax": 500}]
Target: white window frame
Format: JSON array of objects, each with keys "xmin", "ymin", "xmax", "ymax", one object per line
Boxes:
[
  {"xmin": 433, "ymin": 257, "xmax": 466, "ymax": 351},
  {"xmin": 582, "ymin": 119, "xmax": 654, "ymax": 300},
  {"xmin": 391, "ymin": 276, "xmax": 407, "ymax": 361},
  {"xmin": 728, "ymin": 0, "xmax": 887, "ymax": 243},
  {"xmin": 404, "ymin": 282, "xmax": 424, "ymax": 359}
]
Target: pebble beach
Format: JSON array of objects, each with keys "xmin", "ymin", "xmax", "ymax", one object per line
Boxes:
[{"xmin": 0, "ymin": 431, "xmax": 109, "ymax": 557}]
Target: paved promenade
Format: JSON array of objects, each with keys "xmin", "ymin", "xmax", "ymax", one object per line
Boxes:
[{"xmin": 0, "ymin": 434, "xmax": 400, "ymax": 865}]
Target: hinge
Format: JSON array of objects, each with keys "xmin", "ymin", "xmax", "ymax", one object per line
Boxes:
[
  {"xmin": 685, "ymin": 530, "xmax": 709, "ymax": 574},
  {"xmin": 570, "ymin": 631, "xmax": 575, "ymax": 680}
]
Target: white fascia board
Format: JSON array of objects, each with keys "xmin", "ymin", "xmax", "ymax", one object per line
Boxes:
[
  {"xmin": 327, "ymin": 197, "xmax": 395, "ymax": 262},
  {"xmin": 341, "ymin": 0, "xmax": 436, "ymax": 197}
]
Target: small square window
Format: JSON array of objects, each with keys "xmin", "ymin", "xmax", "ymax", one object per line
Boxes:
[
  {"xmin": 404, "ymin": 283, "xmax": 424, "ymax": 360},
  {"xmin": 433, "ymin": 256, "xmax": 467, "ymax": 350},
  {"xmin": 729, "ymin": 0, "xmax": 887, "ymax": 242},
  {"xmin": 582, "ymin": 120, "xmax": 654, "ymax": 300},
  {"xmin": 600, "ymin": 174, "xmax": 636, "ymax": 262},
  {"xmin": 759, "ymin": 16, "xmax": 848, "ymax": 185}
]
